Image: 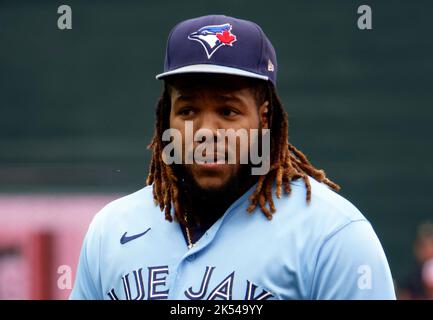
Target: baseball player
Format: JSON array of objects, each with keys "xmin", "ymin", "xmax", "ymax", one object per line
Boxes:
[{"xmin": 70, "ymin": 15, "xmax": 396, "ymax": 300}]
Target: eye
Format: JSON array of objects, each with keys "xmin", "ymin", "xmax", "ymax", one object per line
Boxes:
[
  {"xmin": 220, "ymin": 107, "xmax": 239, "ymax": 117},
  {"xmin": 177, "ymin": 107, "xmax": 195, "ymax": 117}
]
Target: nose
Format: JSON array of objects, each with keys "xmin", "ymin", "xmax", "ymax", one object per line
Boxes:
[{"xmin": 195, "ymin": 112, "xmax": 220, "ymax": 142}]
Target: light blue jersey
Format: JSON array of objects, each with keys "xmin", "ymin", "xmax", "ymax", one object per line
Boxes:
[{"xmin": 70, "ymin": 177, "xmax": 396, "ymax": 300}]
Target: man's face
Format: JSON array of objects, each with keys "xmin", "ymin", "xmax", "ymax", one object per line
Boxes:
[{"xmin": 168, "ymin": 74, "xmax": 268, "ymax": 192}]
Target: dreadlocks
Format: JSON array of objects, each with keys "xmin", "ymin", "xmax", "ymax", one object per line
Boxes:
[{"xmin": 146, "ymin": 77, "xmax": 340, "ymax": 224}]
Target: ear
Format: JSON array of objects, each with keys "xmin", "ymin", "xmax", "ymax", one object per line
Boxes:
[{"xmin": 258, "ymin": 101, "xmax": 269, "ymax": 129}]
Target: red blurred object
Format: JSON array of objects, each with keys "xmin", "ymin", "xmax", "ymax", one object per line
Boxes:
[
  {"xmin": 0, "ymin": 193, "xmax": 122, "ymax": 300},
  {"xmin": 0, "ymin": 231, "xmax": 53, "ymax": 299}
]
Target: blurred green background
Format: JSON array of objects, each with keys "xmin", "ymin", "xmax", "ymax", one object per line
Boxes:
[{"xmin": 1, "ymin": 0, "xmax": 432, "ymax": 285}]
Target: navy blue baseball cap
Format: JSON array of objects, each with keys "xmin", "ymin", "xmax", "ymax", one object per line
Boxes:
[{"xmin": 156, "ymin": 15, "xmax": 278, "ymax": 86}]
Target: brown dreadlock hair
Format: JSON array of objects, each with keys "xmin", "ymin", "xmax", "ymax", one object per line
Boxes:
[{"xmin": 146, "ymin": 74, "xmax": 340, "ymax": 225}]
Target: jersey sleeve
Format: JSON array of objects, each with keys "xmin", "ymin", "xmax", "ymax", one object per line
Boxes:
[
  {"xmin": 69, "ymin": 216, "xmax": 104, "ymax": 300},
  {"xmin": 309, "ymin": 220, "xmax": 396, "ymax": 300}
]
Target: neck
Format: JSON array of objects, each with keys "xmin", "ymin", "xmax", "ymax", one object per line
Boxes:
[{"xmin": 181, "ymin": 171, "xmax": 258, "ymax": 228}]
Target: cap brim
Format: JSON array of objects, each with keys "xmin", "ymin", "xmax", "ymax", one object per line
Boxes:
[{"xmin": 155, "ymin": 64, "xmax": 269, "ymax": 82}]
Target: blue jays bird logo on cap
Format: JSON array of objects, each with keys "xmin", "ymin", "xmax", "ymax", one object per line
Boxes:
[{"xmin": 188, "ymin": 23, "xmax": 237, "ymax": 59}]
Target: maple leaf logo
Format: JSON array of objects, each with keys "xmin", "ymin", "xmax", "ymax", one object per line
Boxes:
[{"xmin": 216, "ymin": 30, "xmax": 236, "ymax": 45}]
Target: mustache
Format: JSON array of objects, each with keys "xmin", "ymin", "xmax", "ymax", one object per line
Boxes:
[{"xmin": 185, "ymin": 141, "xmax": 235, "ymax": 162}]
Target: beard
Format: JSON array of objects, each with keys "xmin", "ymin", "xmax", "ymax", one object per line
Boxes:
[
  {"xmin": 174, "ymin": 163, "xmax": 253, "ymax": 200},
  {"xmin": 172, "ymin": 162, "xmax": 255, "ymax": 226}
]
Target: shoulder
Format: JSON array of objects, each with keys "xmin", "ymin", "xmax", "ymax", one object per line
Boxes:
[
  {"xmin": 267, "ymin": 176, "xmax": 377, "ymax": 268},
  {"xmin": 88, "ymin": 185, "xmax": 161, "ymax": 234},
  {"xmin": 273, "ymin": 176, "xmax": 368, "ymax": 236},
  {"xmin": 270, "ymin": 177, "xmax": 394, "ymax": 298}
]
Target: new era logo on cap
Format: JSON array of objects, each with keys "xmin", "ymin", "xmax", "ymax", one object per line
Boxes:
[{"xmin": 156, "ymin": 15, "xmax": 278, "ymax": 85}]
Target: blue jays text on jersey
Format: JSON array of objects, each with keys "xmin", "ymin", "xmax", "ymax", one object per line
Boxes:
[{"xmin": 70, "ymin": 177, "xmax": 396, "ymax": 300}]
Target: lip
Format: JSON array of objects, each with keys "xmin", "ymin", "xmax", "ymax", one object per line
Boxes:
[
  {"xmin": 195, "ymin": 153, "xmax": 226, "ymax": 163},
  {"xmin": 195, "ymin": 162, "xmax": 226, "ymax": 170},
  {"xmin": 194, "ymin": 153, "xmax": 227, "ymax": 169}
]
